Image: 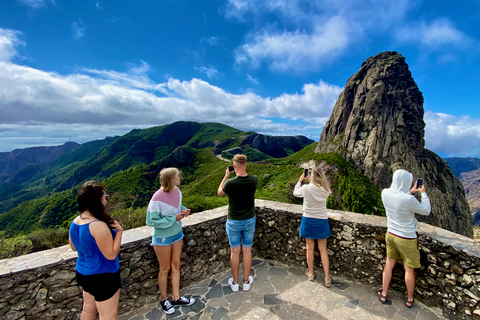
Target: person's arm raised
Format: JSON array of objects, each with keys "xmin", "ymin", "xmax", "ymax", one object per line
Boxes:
[{"xmin": 218, "ymin": 167, "xmax": 231, "ymax": 197}]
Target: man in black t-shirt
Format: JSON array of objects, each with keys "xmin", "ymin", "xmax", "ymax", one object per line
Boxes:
[{"xmin": 218, "ymin": 154, "xmax": 258, "ymax": 292}]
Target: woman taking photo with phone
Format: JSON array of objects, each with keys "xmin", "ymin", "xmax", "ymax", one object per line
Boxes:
[
  {"xmin": 293, "ymin": 165, "xmax": 332, "ymax": 287},
  {"xmin": 146, "ymin": 168, "xmax": 195, "ymax": 314},
  {"xmin": 69, "ymin": 181, "xmax": 123, "ymax": 320}
]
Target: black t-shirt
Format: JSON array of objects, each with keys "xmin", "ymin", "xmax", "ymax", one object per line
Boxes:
[{"xmin": 222, "ymin": 175, "xmax": 258, "ymax": 220}]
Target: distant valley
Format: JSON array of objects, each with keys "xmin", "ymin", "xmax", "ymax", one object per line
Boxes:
[{"xmin": 444, "ymin": 158, "xmax": 480, "ymax": 225}]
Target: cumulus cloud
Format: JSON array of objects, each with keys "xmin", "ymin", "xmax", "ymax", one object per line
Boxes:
[
  {"xmin": 0, "ymin": 39, "xmax": 341, "ymax": 151},
  {"xmin": 235, "ymin": 16, "xmax": 350, "ymax": 73},
  {"xmin": 425, "ymin": 111, "xmax": 480, "ymax": 157},
  {"xmin": 395, "ymin": 18, "xmax": 472, "ymax": 50},
  {"xmin": 72, "ymin": 21, "xmax": 86, "ymax": 40},
  {"xmin": 0, "ymin": 29, "xmax": 25, "ymax": 62},
  {"xmin": 226, "ymin": 0, "xmax": 413, "ymax": 72}
]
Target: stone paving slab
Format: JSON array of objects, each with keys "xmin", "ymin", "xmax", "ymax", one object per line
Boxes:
[{"xmin": 123, "ymin": 258, "xmax": 446, "ymax": 320}]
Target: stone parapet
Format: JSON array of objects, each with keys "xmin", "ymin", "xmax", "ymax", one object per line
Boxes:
[{"xmin": 0, "ymin": 200, "xmax": 479, "ymax": 319}]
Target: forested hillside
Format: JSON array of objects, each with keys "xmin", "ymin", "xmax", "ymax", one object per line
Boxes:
[{"xmin": 0, "ymin": 121, "xmax": 384, "ymax": 259}]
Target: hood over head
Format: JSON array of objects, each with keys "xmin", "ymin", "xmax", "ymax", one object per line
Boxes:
[{"xmin": 389, "ymin": 169, "xmax": 413, "ymax": 194}]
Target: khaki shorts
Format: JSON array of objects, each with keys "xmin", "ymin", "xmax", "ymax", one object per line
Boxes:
[{"xmin": 385, "ymin": 232, "xmax": 421, "ymax": 268}]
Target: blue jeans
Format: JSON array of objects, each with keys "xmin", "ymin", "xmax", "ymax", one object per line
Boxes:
[
  {"xmin": 226, "ymin": 217, "xmax": 256, "ymax": 248},
  {"xmin": 151, "ymin": 230, "xmax": 184, "ymax": 246}
]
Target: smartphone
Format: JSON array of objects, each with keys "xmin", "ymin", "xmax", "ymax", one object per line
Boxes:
[
  {"xmin": 228, "ymin": 165, "xmax": 234, "ymax": 172},
  {"xmin": 304, "ymin": 168, "xmax": 308, "ymax": 177},
  {"xmin": 417, "ymin": 178, "xmax": 423, "ymax": 188}
]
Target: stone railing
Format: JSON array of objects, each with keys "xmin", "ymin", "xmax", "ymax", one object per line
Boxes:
[{"xmin": 0, "ymin": 200, "xmax": 479, "ymax": 320}]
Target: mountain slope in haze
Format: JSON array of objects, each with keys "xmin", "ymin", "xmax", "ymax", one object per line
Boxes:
[
  {"xmin": 444, "ymin": 157, "xmax": 480, "ymax": 225},
  {"xmin": 444, "ymin": 158, "xmax": 480, "ymax": 178}
]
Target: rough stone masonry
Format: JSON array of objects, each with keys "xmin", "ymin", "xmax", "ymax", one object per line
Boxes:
[{"xmin": 1, "ymin": 200, "xmax": 479, "ymax": 320}]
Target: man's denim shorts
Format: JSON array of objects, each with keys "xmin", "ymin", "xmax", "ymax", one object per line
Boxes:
[
  {"xmin": 226, "ymin": 216, "xmax": 256, "ymax": 248},
  {"xmin": 151, "ymin": 230, "xmax": 184, "ymax": 247}
]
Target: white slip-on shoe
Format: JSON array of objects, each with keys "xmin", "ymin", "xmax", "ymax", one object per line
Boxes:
[
  {"xmin": 228, "ymin": 277, "xmax": 239, "ymax": 292},
  {"xmin": 243, "ymin": 276, "xmax": 254, "ymax": 291}
]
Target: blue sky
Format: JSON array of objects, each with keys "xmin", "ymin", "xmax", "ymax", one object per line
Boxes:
[{"xmin": 0, "ymin": 0, "xmax": 479, "ymax": 157}]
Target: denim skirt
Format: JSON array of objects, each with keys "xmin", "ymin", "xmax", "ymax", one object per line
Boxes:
[{"xmin": 299, "ymin": 216, "xmax": 331, "ymax": 240}]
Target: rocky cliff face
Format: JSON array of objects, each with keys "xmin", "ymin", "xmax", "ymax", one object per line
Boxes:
[
  {"xmin": 240, "ymin": 134, "xmax": 314, "ymax": 158},
  {"xmin": 316, "ymin": 51, "xmax": 473, "ymax": 237}
]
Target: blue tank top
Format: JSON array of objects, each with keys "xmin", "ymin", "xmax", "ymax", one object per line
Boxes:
[{"xmin": 69, "ymin": 221, "xmax": 120, "ymax": 275}]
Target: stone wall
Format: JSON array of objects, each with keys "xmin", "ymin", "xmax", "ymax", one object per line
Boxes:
[{"xmin": 1, "ymin": 200, "xmax": 479, "ymax": 319}]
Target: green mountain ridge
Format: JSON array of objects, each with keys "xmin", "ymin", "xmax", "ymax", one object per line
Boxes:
[
  {"xmin": 0, "ymin": 121, "xmax": 385, "ymax": 258},
  {"xmin": 0, "ymin": 122, "xmax": 317, "ymax": 232}
]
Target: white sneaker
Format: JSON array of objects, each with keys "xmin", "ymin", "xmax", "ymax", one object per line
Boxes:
[
  {"xmin": 243, "ymin": 276, "xmax": 254, "ymax": 291},
  {"xmin": 228, "ymin": 278, "xmax": 239, "ymax": 292}
]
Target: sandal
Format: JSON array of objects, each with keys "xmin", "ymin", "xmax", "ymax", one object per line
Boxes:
[
  {"xmin": 405, "ymin": 298, "xmax": 414, "ymax": 308},
  {"xmin": 324, "ymin": 277, "xmax": 331, "ymax": 288},
  {"xmin": 376, "ymin": 288, "xmax": 388, "ymax": 304},
  {"xmin": 404, "ymin": 292, "xmax": 414, "ymax": 308},
  {"xmin": 305, "ymin": 270, "xmax": 314, "ymax": 281}
]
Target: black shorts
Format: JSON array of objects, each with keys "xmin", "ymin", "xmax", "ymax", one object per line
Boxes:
[{"xmin": 75, "ymin": 270, "xmax": 122, "ymax": 302}]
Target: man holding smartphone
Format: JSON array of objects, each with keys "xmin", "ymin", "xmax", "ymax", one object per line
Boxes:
[
  {"xmin": 378, "ymin": 169, "xmax": 430, "ymax": 308},
  {"xmin": 217, "ymin": 154, "xmax": 258, "ymax": 292}
]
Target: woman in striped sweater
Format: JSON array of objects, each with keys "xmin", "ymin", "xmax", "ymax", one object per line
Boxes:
[{"xmin": 146, "ymin": 168, "xmax": 195, "ymax": 314}]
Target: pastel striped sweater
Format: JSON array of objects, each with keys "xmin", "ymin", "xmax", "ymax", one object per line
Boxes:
[{"xmin": 146, "ymin": 186, "xmax": 186, "ymax": 238}]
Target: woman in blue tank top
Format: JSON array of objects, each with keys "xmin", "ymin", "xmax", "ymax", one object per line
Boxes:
[{"xmin": 69, "ymin": 181, "xmax": 124, "ymax": 320}]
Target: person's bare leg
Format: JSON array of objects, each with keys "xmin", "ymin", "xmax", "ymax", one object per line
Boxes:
[
  {"xmin": 230, "ymin": 246, "xmax": 241, "ymax": 284},
  {"xmin": 317, "ymin": 239, "xmax": 330, "ymax": 282},
  {"xmin": 242, "ymin": 246, "xmax": 252, "ymax": 283},
  {"xmin": 154, "ymin": 245, "xmax": 172, "ymax": 301},
  {"xmin": 96, "ymin": 289, "xmax": 120, "ymax": 320},
  {"xmin": 170, "ymin": 239, "xmax": 183, "ymax": 300},
  {"xmin": 404, "ymin": 264, "xmax": 416, "ymax": 302},
  {"xmin": 305, "ymin": 238, "xmax": 315, "ymax": 276},
  {"xmin": 80, "ymin": 291, "xmax": 97, "ymax": 320},
  {"xmin": 382, "ymin": 257, "xmax": 397, "ymax": 298}
]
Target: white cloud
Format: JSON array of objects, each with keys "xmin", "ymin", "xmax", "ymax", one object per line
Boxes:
[
  {"xmin": 194, "ymin": 65, "xmax": 224, "ymax": 79},
  {"xmin": 395, "ymin": 18, "xmax": 472, "ymax": 50},
  {"xmin": 234, "ymin": 16, "xmax": 350, "ymax": 73},
  {"xmin": 425, "ymin": 111, "xmax": 480, "ymax": 157},
  {"xmin": 16, "ymin": 0, "xmax": 55, "ymax": 9},
  {"xmin": 226, "ymin": 0, "xmax": 414, "ymax": 72},
  {"xmin": 0, "ymin": 29, "xmax": 25, "ymax": 62},
  {"xmin": 246, "ymin": 74, "xmax": 259, "ymax": 85},
  {"xmin": 0, "ymin": 50, "xmax": 341, "ymax": 151},
  {"xmin": 96, "ymin": 1, "xmax": 102, "ymax": 10},
  {"xmin": 126, "ymin": 60, "xmax": 151, "ymax": 75},
  {"xmin": 72, "ymin": 21, "xmax": 86, "ymax": 40}
]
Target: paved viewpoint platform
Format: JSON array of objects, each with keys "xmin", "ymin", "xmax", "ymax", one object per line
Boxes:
[{"xmin": 125, "ymin": 258, "xmax": 446, "ymax": 320}]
